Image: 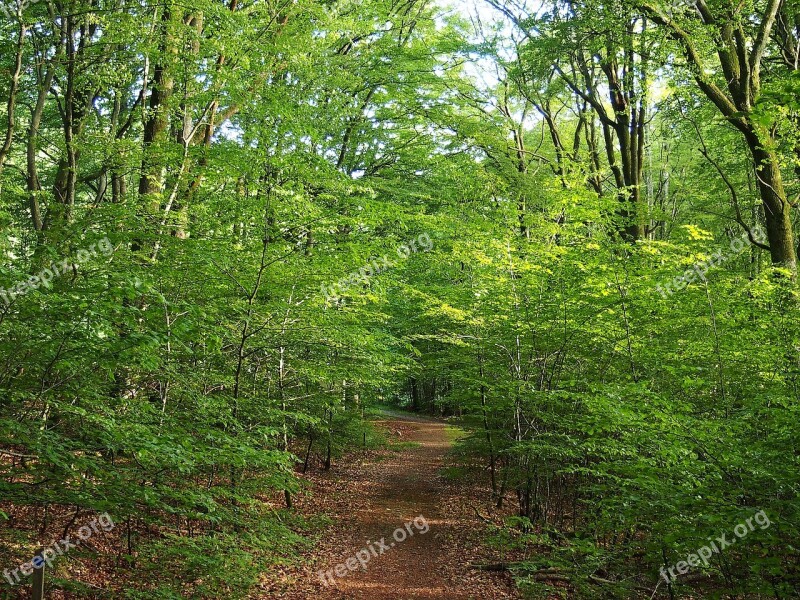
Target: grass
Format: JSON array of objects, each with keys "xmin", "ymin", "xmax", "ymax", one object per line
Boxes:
[
  {"xmin": 390, "ymin": 440, "xmax": 422, "ymax": 450},
  {"xmin": 443, "ymin": 424, "xmax": 465, "ymax": 442}
]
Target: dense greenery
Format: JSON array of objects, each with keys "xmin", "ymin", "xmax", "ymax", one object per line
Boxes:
[{"xmin": 0, "ymin": 0, "xmax": 798, "ymax": 597}]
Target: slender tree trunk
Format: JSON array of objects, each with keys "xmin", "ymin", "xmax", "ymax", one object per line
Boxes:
[
  {"xmin": 302, "ymin": 435, "xmax": 314, "ymax": 474},
  {"xmin": 138, "ymin": 5, "xmax": 176, "ymax": 222},
  {"xmin": 324, "ymin": 407, "xmax": 333, "ymax": 471},
  {"xmin": 0, "ymin": 21, "xmax": 26, "ymax": 199},
  {"xmin": 27, "ymin": 25, "xmax": 65, "ymax": 234},
  {"xmin": 479, "ymin": 353, "xmax": 497, "ymax": 496}
]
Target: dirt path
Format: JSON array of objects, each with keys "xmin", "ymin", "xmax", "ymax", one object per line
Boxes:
[{"xmin": 267, "ymin": 415, "xmax": 521, "ymax": 599}]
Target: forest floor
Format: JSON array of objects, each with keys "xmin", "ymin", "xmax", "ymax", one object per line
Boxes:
[{"xmin": 261, "ymin": 414, "xmax": 522, "ymax": 599}]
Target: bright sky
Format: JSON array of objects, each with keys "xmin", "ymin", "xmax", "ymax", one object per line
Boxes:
[
  {"xmin": 436, "ymin": 0, "xmax": 505, "ymax": 23},
  {"xmin": 434, "ymin": 0, "xmax": 508, "ymax": 91}
]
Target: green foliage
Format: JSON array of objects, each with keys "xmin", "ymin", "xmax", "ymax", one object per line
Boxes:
[
  {"xmin": 0, "ymin": 0, "xmax": 799, "ymax": 597},
  {"xmin": 124, "ymin": 514, "xmax": 308, "ymax": 600}
]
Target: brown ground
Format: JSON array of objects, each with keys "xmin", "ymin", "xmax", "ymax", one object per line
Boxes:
[{"xmin": 261, "ymin": 415, "xmax": 521, "ymax": 599}]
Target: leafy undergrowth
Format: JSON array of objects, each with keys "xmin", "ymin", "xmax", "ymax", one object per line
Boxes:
[
  {"xmin": 0, "ymin": 420, "xmax": 388, "ymax": 599},
  {"xmin": 0, "ymin": 504, "xmax": 321, "ymax": 600},
  {"xmin": 476, "ymin": 508, "xmax": 780, "ymax": 600},
  {"xmin": 120, "ymin": 513, "xmax": 313, "ymax": 599}
]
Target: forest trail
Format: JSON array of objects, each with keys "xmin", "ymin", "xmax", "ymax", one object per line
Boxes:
[{"xmin": 271, "ymin": 415, "xmax": 521, "ymax": 599}]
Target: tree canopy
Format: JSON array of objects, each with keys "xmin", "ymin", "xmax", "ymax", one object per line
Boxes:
[{"xmin": 0, "ymin": 0, "xmax": 798, "ymax": 597}]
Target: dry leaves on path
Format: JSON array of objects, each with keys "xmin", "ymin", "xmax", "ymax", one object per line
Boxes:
[{"xmin": 257, "ymin": 416, "xmax": 521, "ymax": 600}]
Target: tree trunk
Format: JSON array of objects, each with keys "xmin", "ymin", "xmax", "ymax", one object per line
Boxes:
[
  {"xmin": 0, "ymin": 21, "xmax": 26, "ymax": 198},
  {"xmin": 747, "ymin": 138, "xmax": 797, "ymax": 270},
  {"xmin": 138, "ymin": 6, "xmax": 176, "ymax": 214},
  {"xmin": 479, "ymin": 354, "xmax": 497, "ymax": 496}
]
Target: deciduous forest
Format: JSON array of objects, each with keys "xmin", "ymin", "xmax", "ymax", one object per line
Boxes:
[{"xmin": 0, "ymin": 0, "xmax": 798, "ymax": 597}]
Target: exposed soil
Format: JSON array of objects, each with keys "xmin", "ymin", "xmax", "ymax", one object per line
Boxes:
[{"xmin": 262, "ymin": 415, "xmax": 521, "ymax": 599}]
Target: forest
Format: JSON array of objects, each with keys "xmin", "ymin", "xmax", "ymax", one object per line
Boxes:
[{"xmin": 0, "ymin": 0, "xmax": 798, "ymax": 598}]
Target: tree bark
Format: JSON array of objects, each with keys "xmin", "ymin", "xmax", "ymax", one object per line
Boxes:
[
  {"xmin": 0, "ymin": 20, "xmax": 26, "ymax": 198},
  {"xmin": 641, "ymin": 0, "xmax": 797, "ymax": 271}
]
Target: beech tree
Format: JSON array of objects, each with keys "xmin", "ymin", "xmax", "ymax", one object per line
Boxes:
[{"xmin": 0, "ymin": 0, "xmax": 798, "ymax": 597}]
